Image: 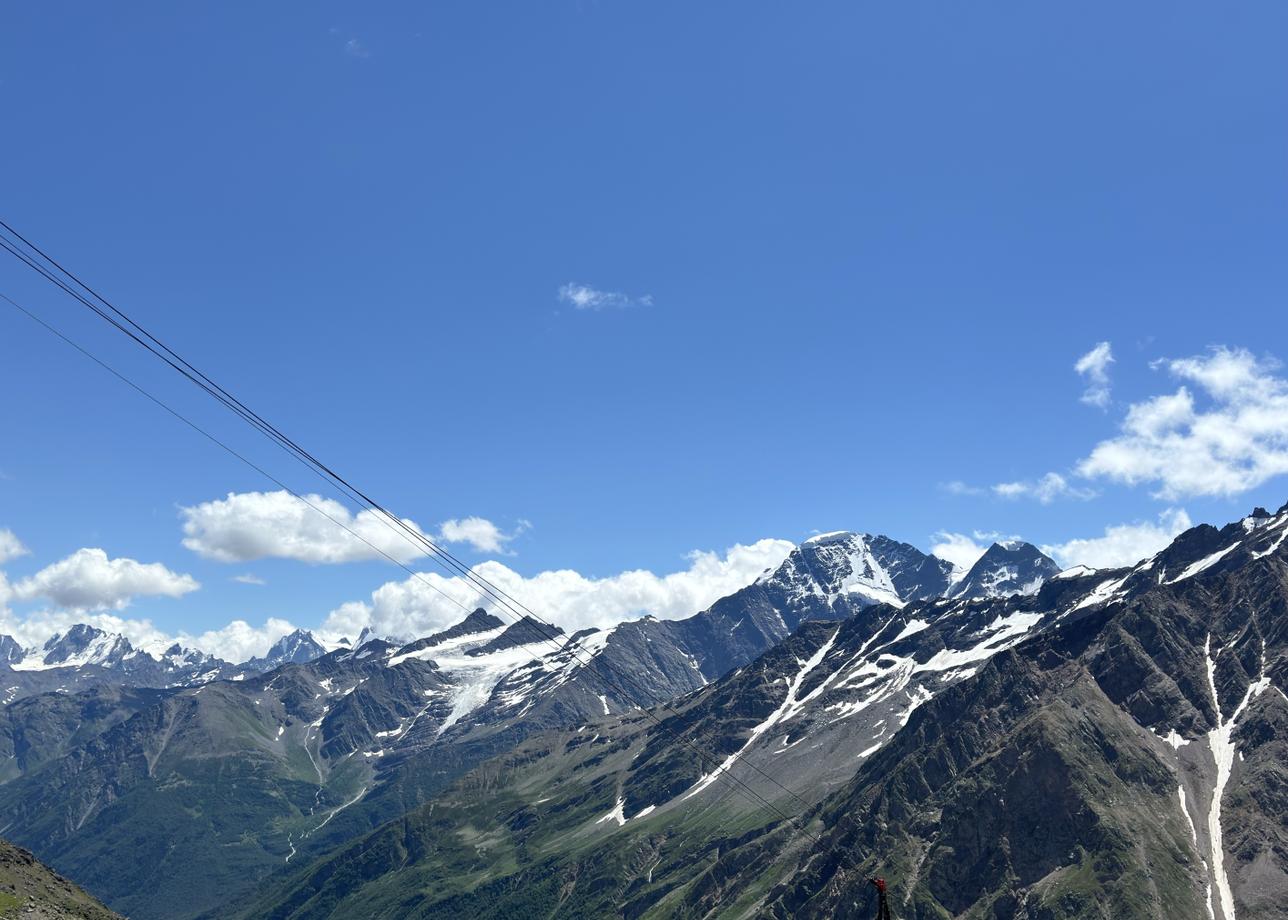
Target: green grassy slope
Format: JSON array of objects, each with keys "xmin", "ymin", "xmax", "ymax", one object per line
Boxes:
[{"xmin": 0, "ymin": 838, "xmax": 123, "ymax": 919}]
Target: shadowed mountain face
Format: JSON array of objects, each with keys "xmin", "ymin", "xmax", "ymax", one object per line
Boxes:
[
  {"xmin": 0, "ymin": 527, "xmax": 1068, "ymax": 919},
  {"xmin": 226, "ymin": 505, "xmax": 1288, "ymax": 920}
]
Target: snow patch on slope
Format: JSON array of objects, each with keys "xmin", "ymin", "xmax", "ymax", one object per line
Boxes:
[
  {"xmin": 1168, "ymin": 544, "xmax": 1240, "ymax": 585},
  {"xmin": 684, "ymin": 627, "xmax": 841, "ymax": 800},
  {"xmin": 1202, "ymin": 637, "xmax": 1273, "ymax": 920}
]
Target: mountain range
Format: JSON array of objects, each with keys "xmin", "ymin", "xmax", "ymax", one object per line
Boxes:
[
  {"xmin": 3, "ymin": 514, "xmax": 1284, "ymax": 919},
  {"xmin": 0, "ymin": 626, "xmax": 326, "ymax": 705},
  {"xmin": 226, "ymin": 505, "xmax": 1288, "ymax": 920},
  {"xmin": 0, "ymin": 532, "xmax": 1038, "ymax": 708}
]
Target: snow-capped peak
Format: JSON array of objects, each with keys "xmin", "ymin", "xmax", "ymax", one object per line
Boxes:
[
  {"xmin": 9, "ymin": 624, "xmax": 137, "ymax": 672},
  {"xmin": 947, "ymin": 541, "xmax": 1060, "ymax": 601},
  {"xmin": 802, "ymin": 531, "xmax": 854, "ymax": 546},
  {"xmin": 760, "ymin": 532, "xmax": 957, "ymax": 611},
  {"xmin": 161, "ymin": 643, "xmax": 216, "ymax": 670},
  {"xmin": 243, "ymin": 629, "xmax": 328, "ymax": 670}
]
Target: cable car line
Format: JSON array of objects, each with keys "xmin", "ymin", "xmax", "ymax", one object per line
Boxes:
[{"xmin": 0, "ymin": 272, "xmax": 821, "ymax": 842}]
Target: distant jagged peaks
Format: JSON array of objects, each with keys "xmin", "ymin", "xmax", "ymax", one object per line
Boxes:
[
  {"xmin": 388, "ymin": 609, "xmax": 505, "ymax": 660},
  {"xmin": 763, "ymin": 532, "xmax": 957, "ymax": 610},
  {"xmin": 948, "ymin": 541, "xmax": 1061, "ymax": 600},
  {"xmin": 246, "ymin": 628, "xmax": 329, "ymax": 670},
  {"xmin": 0, "ymin": 623, "xmax": 216, "ymax": 674},
  {"xmin": 0, "ymin": 635, "xmax": 22, "ymax": 665},
  {"xmin": 466, "ymin": 616, "xmax": 564, "ymax": 657},
  {"xmin": 36, "ymin": 624, "xmax": 138, "ymax": 670},
  {"xmin": 752, "ymin": 531, "xmax": 1062, "ymax": 625},
  {"xmin": 0, "ymin": 620, "xmax": 324, "ymax": 700},
  {"xmin": 431, "ymin": 608, "xmax": 504, "ymax": 643},
  {"xmin": 160, "ymin": 643, "xmax": 219, "ymax": 670},
  {"xmin": 0, "ymin": 527, "xmax": 1062, "ymax": 714}
]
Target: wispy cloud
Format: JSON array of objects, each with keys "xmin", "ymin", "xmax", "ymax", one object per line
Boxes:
[
  {"xmin": 992, "ymin": 472, "xmax": 1097, "ymax": 504},
  {"xmin": 0, "ymin": 528, "xmax": 28, "ymax": 565},
  {"xmin": 344, "ymin": 38, "xmax": 370, "ymax": 58},
  {"xmin": 320, "ymin": 538, "xmax": 794, "ymax": 640},
  {"xmin": 557, "ymin": 282, "xmax": 652, "ymax": 311},
  {"xmin": 232, "ymin": 573, "xmax": 266, "ymax": 586},
  {"xmin": 1075, "ymin": 341, "xmax": 1115, "ymax": 409},
  {"xmin": 939, "ymin": 480, "xmax": 984, "ymax": 496}
]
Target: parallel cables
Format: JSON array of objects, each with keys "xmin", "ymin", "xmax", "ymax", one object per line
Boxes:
[{"xmin": 0, "ymin": 221, "xmax": 826, "ymax": 838}]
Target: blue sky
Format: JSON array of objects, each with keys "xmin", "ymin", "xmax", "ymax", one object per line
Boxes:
[{"xmin": 1, "ymin": 2, "xmax": 1286, "ymax": 657}]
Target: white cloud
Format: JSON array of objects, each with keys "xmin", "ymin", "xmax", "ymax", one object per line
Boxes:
[
  {"xmin": 992, "ymin": 472, "xmax": 1096, "ymax": 504},
  {"xmin": 232, "ymin": 573, "xmax": 266, "ymax": 586},
  {"xmin": 181, "ymin": 491, "xmax": 427, "ymax": 564},
  {"xmin": 181, "ymin": 491, "xmax": 524, "ymax": 565},
  {"xmin": 940, "ymin": 480, "xmax": 984, "ymax": 496},
  {"xmin": 181, "ymin": 617, "xmax": 301, "ymax": 662},
  {"xmin": 557, "ymin": 282, "xmax": 652, "ymax": 311},
  {"xmin": 1041, "ymin": 508, "xmax": 1192, "ymax": 570},
  {"xmin": 930, "ymin": 529, "xmax": 1021, "ymax": 573},
  {"xmin": 344, "ymin": 38, "xmax": 369, "ymax": 58},
  {"xmin": 320, "ymin": 538, "xmax": 795, "ymax": 641},
  {"xmin": 1078, "ymin": 347, "xmax": 1288, "ymax": 499},
  {"xmin": 0, "ymin": 529, "xmax": 28, "ymax": 565},
  {"xmin": 438, "ymin": 517, "xmax": 529, "ymax": 554},
  {"xmin": 930, "ymin": 532, "xmax": 989, "ymax": 573},
  {"xmin": 10, "ymin": 548, "xmax": 199, "ymax": 611},
  {"xmin": 1075, "ymin": 341, "xmax": 1115, "ymax": 408},
  {"xmin": 0, "ymin": 548, "xmax": 290, "ymax": 661}
]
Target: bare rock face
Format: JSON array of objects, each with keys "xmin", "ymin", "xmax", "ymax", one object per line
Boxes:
[{"xmin": 744, "ymin": 505, "xmax": 1288, "ymax": 920}]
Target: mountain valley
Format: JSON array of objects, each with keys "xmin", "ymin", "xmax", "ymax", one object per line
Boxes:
[{"xmin": 2, "ymin": 517, "xmax": 1285, "ymax": 919}]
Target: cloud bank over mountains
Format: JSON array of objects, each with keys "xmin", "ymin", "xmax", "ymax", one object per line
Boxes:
[
  {"xmin": 0, "ymin": 526, "xmax": 794, "ymax": 661},
  {"xmin": 319, "ymin": 538, "xmax": 795, "ymax": 641},
  {"xmin": 1040, "ymin": 508, "xmax": 1193, "ymax": 570},
  {"xmin": 4, "ymin": 343, "xmax": 1286, "ymax": 662}
]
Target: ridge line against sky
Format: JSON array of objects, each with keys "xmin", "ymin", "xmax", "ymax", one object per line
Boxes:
[{"xmin": 3, "ymin": 341, "xmax": 1288, "ymax": 660}]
